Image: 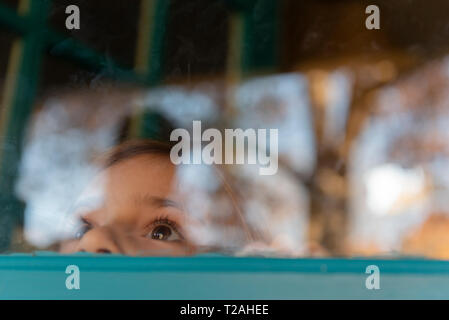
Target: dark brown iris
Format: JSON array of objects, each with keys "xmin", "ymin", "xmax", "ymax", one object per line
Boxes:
[{"xmin": 151, "ymin": 225, "xmax": 172, "ymax": 240}]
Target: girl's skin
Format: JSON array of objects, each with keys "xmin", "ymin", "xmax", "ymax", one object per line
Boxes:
[{"xmin": 60, "ymin": 152, "xmax": 197, "ymax": 256}]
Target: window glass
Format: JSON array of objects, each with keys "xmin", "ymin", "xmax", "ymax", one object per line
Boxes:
[{"xmin": 0, "ymin": 0, "xmax": 448, "ymax": 259}]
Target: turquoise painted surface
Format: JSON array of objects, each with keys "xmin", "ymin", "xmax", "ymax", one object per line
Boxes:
[{"xmin": 0, "ymin": 252, "xmax": 448, "ymax": 299}]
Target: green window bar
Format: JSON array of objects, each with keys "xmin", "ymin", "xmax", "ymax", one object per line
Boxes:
[
  {"xmin": 0, "ymin": 0, "xmax": 50, "ymax": 251},
  {"xmin": 226, "ymin": 0, "xmax": 278, "ymax": 77},
  {"xmin": 1, "ymin": 253, "xmax": 449, "ymax": 299}
]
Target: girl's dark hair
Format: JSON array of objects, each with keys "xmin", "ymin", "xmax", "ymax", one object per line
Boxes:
[
  {"xmin": 107, "ymin": 109, "xmax": 176, "ymax": 167},
  {"xmin": 103, "ymin": 139, "xmax": 174, "ymax": 168},
  {"xmin": 116, "ymin": 110, "xmax": 175, "ymax": 145}
]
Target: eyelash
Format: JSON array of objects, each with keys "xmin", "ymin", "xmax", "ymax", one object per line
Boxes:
[
  {"xmin": 75, "ymin": 218, "xmax": 93, "ymax": 239},
  {"xmin": 75, "ymin": 216, "xmax": 184, "ymax": 240},
  {"xmin": 147, "ymin": 216, "xmax": 184, "ymax": 240}
]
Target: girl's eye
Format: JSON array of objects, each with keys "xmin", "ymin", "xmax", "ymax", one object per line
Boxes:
[
  {"xmin": 148, "ymin": 222, "xmax": 183, "ymax": 241},
  {"xmin": 75, "ymin": 220, "xmax": 92, "ymax": 240}
]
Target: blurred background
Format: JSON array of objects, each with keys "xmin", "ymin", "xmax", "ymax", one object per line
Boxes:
[{"xmin": 1, "ymin": 0, "xmax": 449, "ymax": 258}]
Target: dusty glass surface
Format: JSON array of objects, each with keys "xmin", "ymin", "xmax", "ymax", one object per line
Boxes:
[{"xmin": 1, "ymin": 0, "xmax": 449, "ymax": 259}]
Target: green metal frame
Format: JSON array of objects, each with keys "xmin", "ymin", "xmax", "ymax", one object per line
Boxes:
[
  {"xmin": 1, "ymin": 253, "xmax": 449, "ymax": 299},
  {"xmin": 225, "ymin": 0, "xmax": 278, "ymax": 78}
]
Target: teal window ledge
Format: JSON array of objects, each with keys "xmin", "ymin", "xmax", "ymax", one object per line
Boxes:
[{"xmin": 0, "ymin": 252, "xmax": 448, "ymax": 299}]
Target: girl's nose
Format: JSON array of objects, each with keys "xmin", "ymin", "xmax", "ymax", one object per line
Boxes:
[{"xmin": 77, "ymin": 226, "xmax": 121, "ymax": 254}]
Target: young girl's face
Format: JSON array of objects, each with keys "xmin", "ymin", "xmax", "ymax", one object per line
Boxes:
[{"xmin": 60, "ymin": 153, "xmax": 197, "ymax": 256}]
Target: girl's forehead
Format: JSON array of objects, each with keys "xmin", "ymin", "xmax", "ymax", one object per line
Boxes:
[
  {"xmin": 74, "ymin": 155, "xmax": 173, "ymax": 202},
  {"xmin": 103, "ymin": 156, "xmax": 185, "ymax": 205},
  {"xmin": 73, "ymin": 156, "xmax": 235, "ymax": 221}
]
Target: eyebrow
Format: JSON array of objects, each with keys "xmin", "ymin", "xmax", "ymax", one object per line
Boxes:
[{"xmin": 135, "ymin": 195, "xmax": 182, "ymax": 210}]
